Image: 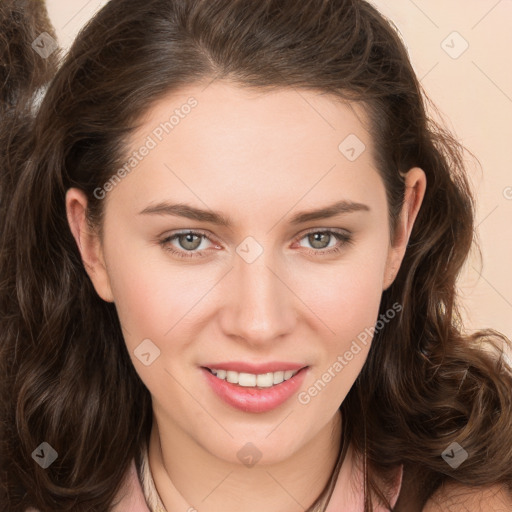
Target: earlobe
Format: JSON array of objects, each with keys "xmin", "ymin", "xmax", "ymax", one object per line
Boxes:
[
  {"xmin": 383, "ymin": 167, "xmax": 427, "ymax": 291},
  {"xmin": 65, "ymin": 188, "xmax": 115, "ymax": 303}
]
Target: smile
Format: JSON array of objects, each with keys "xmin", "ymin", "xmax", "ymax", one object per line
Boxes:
[
  {"xmin": 207, "ymin": 368, "xmax": 300, "ymax": 388},
  {"xmin": 202, "ymin": 365, "xmax": 309, "ymax": 413}
]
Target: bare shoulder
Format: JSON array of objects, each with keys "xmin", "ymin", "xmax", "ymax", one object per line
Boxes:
[{"xmin": 422, "ymin": 482, "xmax": 512, "ymax": 511}]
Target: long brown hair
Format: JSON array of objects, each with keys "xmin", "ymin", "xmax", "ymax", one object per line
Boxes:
[{"xmin": 1, "ymin": 0, "xmax": 511, "ymax": 511}]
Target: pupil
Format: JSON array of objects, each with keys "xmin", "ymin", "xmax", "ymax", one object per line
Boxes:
[{"xmin": 310, "ymin": 232, "xmax": 328, "ymax": 248}]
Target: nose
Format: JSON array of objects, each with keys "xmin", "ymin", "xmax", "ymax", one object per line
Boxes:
[{"xmin": 218, "ymin": 245, "xmax": 297, "ymax": 348}]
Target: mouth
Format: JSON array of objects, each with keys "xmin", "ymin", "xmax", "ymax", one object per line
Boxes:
[
  {"xmin": 201, "ymin": 364, "xmax": 309, "ymax": 413},
  {"xmin": 204, "ymin": 367, "xmax": 302, "ymax": 388}
]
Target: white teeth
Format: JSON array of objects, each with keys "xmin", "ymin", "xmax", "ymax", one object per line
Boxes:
[
  {"xmin": 238, "ymin": 373, "xmax": 257, "ymax": 386},
  {"xmin": 226, "ymin": 371, "xmax": 238, "ymax": 384},
  {"xmin": 273, "ymin": 371, "xmax": 284, "ymax": 384},
  {"xmin": 256, "ymin": 372, "xmax": 274, "ymax": 388},
  {"xmin": 209, "ymin": 368, "xmax": 300, "ymax": 387}
]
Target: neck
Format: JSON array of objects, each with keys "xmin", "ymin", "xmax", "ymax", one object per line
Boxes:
[{"xmin": 148, "ymin": 409, "xmax": 344, "ymax": 512}]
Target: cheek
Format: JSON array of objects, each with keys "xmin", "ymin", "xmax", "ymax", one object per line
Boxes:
[
  {"xmin": 296, "ymin": 265, "xmax": 384, "ymax": 410},
  {"xmin": 105, "ymin": 256, "xmax": 205, "ymax": 402},
  {"xmin": 108, "ymin": 257, "xmax": 207, "ymax": 348},
  {"xmin": 295, "ymin": 254, "xmax": 386, "ymax": 342},
  {"xmin": 294, "ymin": 245, "xmax": 387, "ymax": 400},
  {"xmin": 104, "ymin": 241, "xmax": 229, "ymax": 391}
]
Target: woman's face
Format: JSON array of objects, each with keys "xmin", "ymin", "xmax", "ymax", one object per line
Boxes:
[{"xmin": 67, "ymin": 80, "xmax": 424, "ymax": 465}]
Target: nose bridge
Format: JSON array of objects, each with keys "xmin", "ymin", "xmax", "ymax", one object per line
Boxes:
[{"xmin": 221, "ymin": 236, "xmax": 296, "ymax": 344}]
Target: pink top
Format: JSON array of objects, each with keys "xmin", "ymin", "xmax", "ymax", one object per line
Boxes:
[
  {"xmin": 27, "ymin": 442, "xmax": 403, "ymax": 511},
  {"xmin": 110, "ymin": 442, "xmax": 403, "ymax": 512}
]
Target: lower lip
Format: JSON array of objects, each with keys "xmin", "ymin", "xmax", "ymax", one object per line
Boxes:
[{"xmin": 202, "ymin": 367, "xmax": 308, "ymax": 413}]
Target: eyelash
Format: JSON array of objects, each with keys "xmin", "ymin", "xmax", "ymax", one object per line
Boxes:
[{"xmin": 158, "ymin": 228, "xmax": 353, "ymax": 259}]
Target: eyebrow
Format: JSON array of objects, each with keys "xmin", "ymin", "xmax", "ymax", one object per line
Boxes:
[{"xmin": 138, "ymin": 199, "xmax": 370, "ymax": 226}]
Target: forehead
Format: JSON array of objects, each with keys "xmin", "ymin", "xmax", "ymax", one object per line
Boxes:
[
  {"xmin": 107, "ymin": 80, "xmax": 384, "ymax": 218},
  {"xmin": 131, "ymin": 79, "xmax": 372, "ymax": 158}
]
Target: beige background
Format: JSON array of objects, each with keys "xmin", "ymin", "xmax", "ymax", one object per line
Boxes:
[{"xmin": 45, "ymin": 0, "xmax": 512, "ymax": 339}]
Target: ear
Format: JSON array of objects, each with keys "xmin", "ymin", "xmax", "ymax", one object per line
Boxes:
[
  {"xmin": 65, "ymin": 188, "xmax": 114, "ymax": 303},
  {"xmin": 383, "ymin": 167, "xmax": 426, "ymax": 291}
]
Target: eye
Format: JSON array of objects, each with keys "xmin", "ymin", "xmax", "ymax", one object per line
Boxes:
[
  {"xmin": 158, "ymin": 228, "xmax": 353, "ymax": 259},
  {"xmin": 294, "ymin": 229, "xmax": 353, "ymax": 256},
  {"xmin": 159, "ymin": 230, "xmax": 218, "ymax": 258}
]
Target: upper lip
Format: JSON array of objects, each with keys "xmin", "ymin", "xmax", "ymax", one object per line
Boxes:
[{"xmin": 202, "ymin": 361, "xmax": 308, "ymax": 374}]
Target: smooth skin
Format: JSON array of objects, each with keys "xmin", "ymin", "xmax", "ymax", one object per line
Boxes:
[{"xmin": 66, "ymin": 80, "xmax": 432, "ymax": 511}]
